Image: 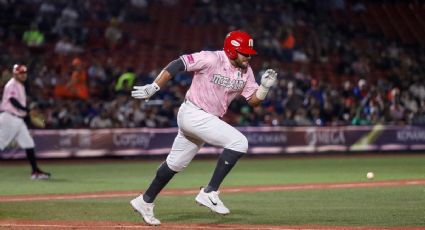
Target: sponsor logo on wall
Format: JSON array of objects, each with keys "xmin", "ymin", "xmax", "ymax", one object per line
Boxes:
[
  {"xmin": 113, "ymin": 133, "xmax": 155, "ymax": 149},
  {"xmin": 305, "ymin": 128, "xmax": 346, "ymax": 146}
]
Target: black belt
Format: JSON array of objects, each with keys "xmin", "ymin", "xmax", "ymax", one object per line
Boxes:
[
  {"xmin": 2, "ymin": 111, "xmax": 25, "ymax": 119},
  {"xmin": 184, "ymin": 99, "xmax": 203, "ymax": 111}
]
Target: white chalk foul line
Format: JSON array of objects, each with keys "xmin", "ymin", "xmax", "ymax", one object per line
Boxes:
[{"xmin": 1, "ymin": 179, "xmax": 424, "ymax": 203}]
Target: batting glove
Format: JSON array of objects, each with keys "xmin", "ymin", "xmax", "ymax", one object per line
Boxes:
[
  {"xmin": 256, "ymin": 69, "xmax": 277, "ymax": 100},
  {"xmin": 131, "ymin": 83, "xmax": 160, "ymax": 99},
  {"xmin": 260, "ymin": 69, "xmax": 277, "ymax": 88}
]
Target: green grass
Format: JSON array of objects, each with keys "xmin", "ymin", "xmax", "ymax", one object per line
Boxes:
[
  {"xmin": 0, "ymin": 187, "xmax": 424, "ymax": 226},
  {"xmin": 0, "ymin": 155, "xmax": 424, "ymax": 226}
]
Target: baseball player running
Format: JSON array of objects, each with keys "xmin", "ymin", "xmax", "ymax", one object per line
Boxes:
[
  {"xmin": 0, "ymin": 64, "xmax": 51, "ymax": 180},
  {"xmin": 130, "ymin": 30, "xmax": 277, "ymax": 225}
]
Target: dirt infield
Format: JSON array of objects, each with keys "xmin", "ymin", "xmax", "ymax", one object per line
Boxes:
[
  {"xmin": 1, "ymin": 179, "xmax": 424, "ymax": 229},
  {"xmin": 1, "ymin": 220, "xmax": 424, "ymax": 230}
]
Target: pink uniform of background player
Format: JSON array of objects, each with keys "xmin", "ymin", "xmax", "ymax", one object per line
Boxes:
[
  {"xmin": 0, "ymin": 64, "xmax": 51, "ymax": 180},
  {"xmin": 0, "ymin": 72, "xmax": 27, "ymax": 117},
  {"xmin": 130, "ymin": 30, "xmax": 277, "ymax": 226}
]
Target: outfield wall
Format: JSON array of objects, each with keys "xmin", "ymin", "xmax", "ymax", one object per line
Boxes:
[{"xmin": 2, "ymin": 125, "xmax": 425, "ymax": 159}]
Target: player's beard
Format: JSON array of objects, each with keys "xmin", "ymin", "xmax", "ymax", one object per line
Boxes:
[
  {"xmin": 234, "ymin": 58, "xmax": 249, "ymax": 70},
  {"xmin": 15, "ymin": 74, "xmax": 27, "ymax": 83}
]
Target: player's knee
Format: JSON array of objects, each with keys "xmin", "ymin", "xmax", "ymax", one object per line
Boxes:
[
  {"xmin": 227, "ymin": 135, "xmax": 249, "ymax": 153},
  {"xmin": 165, "ymin": 159, "xmax": 186, "ymax": 172}
]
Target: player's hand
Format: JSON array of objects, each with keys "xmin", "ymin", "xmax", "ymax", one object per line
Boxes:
[
  {"xmin": 29, "ymin": 110, "xmax": 46, "ymax": 128},
  {"xmin": 260, "ymin": 69, "xmax": 277, "ymax": 88},
  {"xmin": 131, "ymin": 83, "xmax": 160, "ymax": 99}
]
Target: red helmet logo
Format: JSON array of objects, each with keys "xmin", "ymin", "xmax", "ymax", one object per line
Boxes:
[
  {"xmin": 223, "ymin": 30, "xmax": 257, "ymax": 60},
  {"xmin": 13, "ymin": 64, "xmax": 27, "ymax": 74}
]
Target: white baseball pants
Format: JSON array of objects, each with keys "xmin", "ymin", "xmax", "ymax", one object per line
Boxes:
[
  {"xmin": 0, "ymin": 112, "xmax": 35, "ymax": 150},
  {"xmin": 166, "ymin": 100, "xmax": 248, "ymax": 172}
]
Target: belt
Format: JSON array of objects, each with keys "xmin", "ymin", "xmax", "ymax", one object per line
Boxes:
[
  {"xmin": 3, "ymin": 111, "xmax": 25, "ymax": 119},
  {"xmin": 184, "ymin": 99, "xmax": 203, "ymax": 110}
]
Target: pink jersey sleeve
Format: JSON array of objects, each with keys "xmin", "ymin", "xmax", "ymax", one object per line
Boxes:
[
  {"xmin": 241, "ymin": 68, "xmax": 259, "ymax": 100},
  {"xmin": 181, "ymin": 51, "xmax": 218, "ymax": 73}
]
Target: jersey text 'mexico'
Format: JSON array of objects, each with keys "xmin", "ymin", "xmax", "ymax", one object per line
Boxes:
[{"xmin": 181, "ymin": 50, "xmax": 258, "ymax": 117}]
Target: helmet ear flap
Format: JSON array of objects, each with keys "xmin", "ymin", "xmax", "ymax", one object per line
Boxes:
[
  {"xmin": 224, "ymin": 46, "xmax": 237, "ymax": 60},
  {"xmin": 228, "ymin": 49, "xmax": 237, "ymax": 59}
]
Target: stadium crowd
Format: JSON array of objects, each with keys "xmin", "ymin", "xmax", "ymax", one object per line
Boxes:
[{"xmin": 1, "ymin": 0, "xmax": 424, "ymax": 129}]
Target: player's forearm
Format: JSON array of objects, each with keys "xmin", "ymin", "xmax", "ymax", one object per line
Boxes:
[
  {"xmin": 153, "ymin": 69, "xmax": 173, "ymax": 89},
  {"xmin": 9, "ymin": 97, "xmax": 29, "ymax": 112},
  {"xmin": 131, "ymin": 67, "xmax": 174, "ymax": 100},
  {"xmin": 247, "ymin": 93, "xmax": 263, "ymax": 107},
  {"xmin": 154, "ymin": 58, "xmax": 185, "ymax": 89}
]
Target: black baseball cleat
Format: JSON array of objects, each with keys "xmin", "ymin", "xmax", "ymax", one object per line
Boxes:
[{"xmin": 30, "ymin": 170, "xmax": 51, "ymax": 180}]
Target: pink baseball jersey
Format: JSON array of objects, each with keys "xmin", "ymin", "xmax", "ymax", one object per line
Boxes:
[
  {"xmin": 181, "ymin": 50, "xmax": 259, "ymax": 117},
  {"xmin": 0, "ymin": 78, "xmax": 27, "ymax": 117}
]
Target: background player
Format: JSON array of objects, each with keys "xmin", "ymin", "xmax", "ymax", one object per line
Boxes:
[
  {"xmin": 130, "ymin": 30, "xmax": 277, "ymax": 225},
  {"xmin": 0, "ymin": 64, "xmax": 51, "ymax": 180}
]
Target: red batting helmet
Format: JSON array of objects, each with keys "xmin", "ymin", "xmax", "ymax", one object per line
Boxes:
[
  {"xmin": 223, "ymin": 30, "xmax": 257, "ymax": 60},
  {"xmin": 13, "ymin": 64, "xmax": 28, "ymax": 74}
]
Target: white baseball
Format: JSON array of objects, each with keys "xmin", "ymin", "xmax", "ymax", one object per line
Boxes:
[{"xmin": 366, "ymin": 172, "xmax": 374, "ymax": 179}]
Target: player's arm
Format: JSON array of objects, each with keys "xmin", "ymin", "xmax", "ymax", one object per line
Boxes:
[
  {"xmin": 154, "ymin": 58, "xmax": 185, "ymax": 88},
  {"xmin": 132, "ymin": 58, "xmax": 185, "ymax": 100},
  {"xmin": 247, "ymin": 93, "xmax": 263, "ymax": 107},
  {"xmin": 9, "ymin": 97, "xmax": 29, "ymax": 112},
  {"xmin": 247, "ymin": 69, "xmax": 277, "ymax": 107}
]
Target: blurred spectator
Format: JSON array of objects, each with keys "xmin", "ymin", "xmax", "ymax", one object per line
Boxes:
[
  {"xmin": 54, "ymin": 58, "xmax": 89, "ymax": 100},
  {"xmin": 53, "ymin": 3, "xmax": 81, "ymax": 41},
  {"xmin": 294, "ymin": 108, "xmax": 313, "ymax": 126},
  {"xmin": 54, "ymin": 36, "xmax": 83, "ymax": 55},
  {"xmin": 351, "ymin": 57, "xmax": 370, "ymax": 77},
  {"xmin": 104, "ymin": 17, "xmax": 123, "ymax": 50},
  {"xmin": 389, "ymin": 100, "xmax": 406, "ymax": 124},
  {"xmin": 411, "ymin": 101, "xmax": 425, "ymax": 125},
  {"xmin": 87, "ymin": 59, "xmax": 108, "ymax": 98},
  {"xmin": 22, "ymin": 23, "xmax": 44, "ymax": 48},
  {"xmin": 90, "ymin": 110, "xmax": 113, "ymax": 128},
  {"xmin": 280, "ymin": 28, "xmax": 296, "ymax": 62},
  {"xmin": 351, "ymin": 109, "xmax": 371, "ymax": 125},
  {"xmin": 126, "ymin": 0, "xmax": 150, "ymax": 22},
  {"xmin": 400, "ymin": 91, "xmax": 418, "ymax": 114},
  {"xmin": 353, "ymin": 79, "xmax": 368, "ymax": 100},
  {"xmin": 283, "ymin": 81, "xmax": 304, "ymax": 112},
  {"xmin": 1, "ymin": 67, "xmax": 12, "ymax": 86},
  {"xmin": 115, "ymin": 67, "xmax": 136, "ymax": 94},
  {"xmin": 37, "ymin": 1, "xmax": 57, "ymax": 32},
  {"xmin": 155, "ymin": 99, "xmax": 176, "ymax": 127},
  {"xmin": 282, "ymin": 109, "xmax": 297, "ymax": 126},
  {"xmin": 1, "ymin": 0, "xmax": 425, "ymax": 128},
  {"xmin": 408, "ymin": 76, "xmax": 425, "ymax": 100},
  {"xmin": 310, "ymin": 106, "xmax": 325, "ymax": 126}
]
